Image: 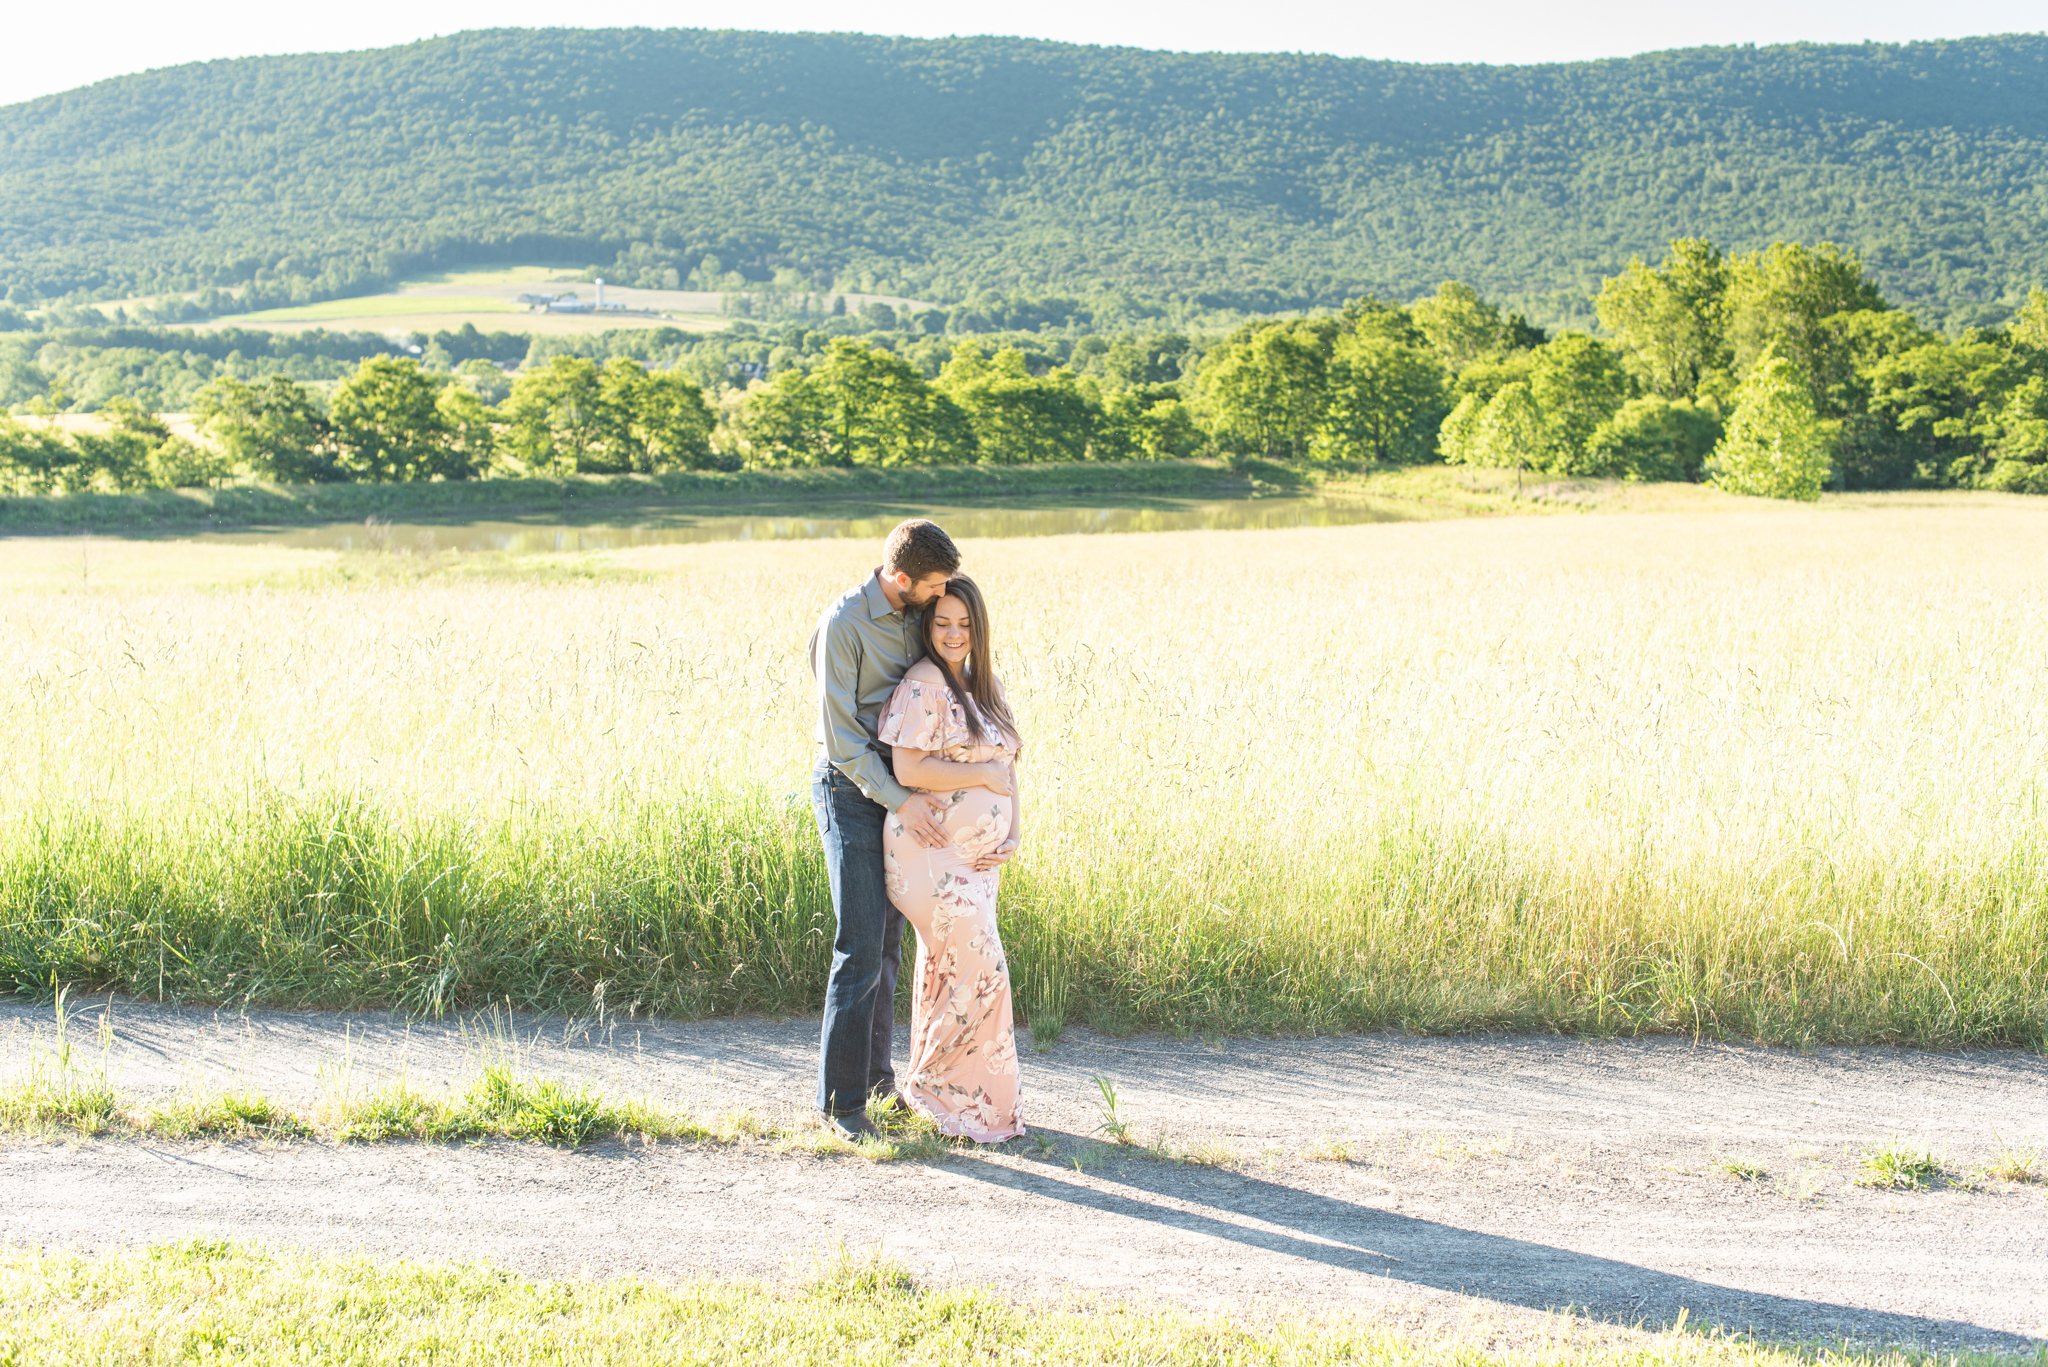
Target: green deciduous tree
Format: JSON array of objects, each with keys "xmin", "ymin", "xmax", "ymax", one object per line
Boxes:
[
  {"xmin": 1527, "ymin": 333, "xmax": 1631, "ymax": 472},
  {"xmin": 1594, "ymin": 238, "xmax": 1731, "ymax": 399},
  {"xmin": 1582, "ymin": 397, "xmax": 1722, "ymax": 482},
  {"xmin": 434, "ymin": 386, "xmax": 498, "ymax": 480},
  {"xmin": 2004, "ymin": 288, "xmax": 2048, "ymax": 365},
  {"xmin": 1726, "ymin": 242, "xmax": 1886, "ymax": 406},
  {"xmin": 733, "ymin": 370, "xmax": 830, "ymax": 467},
  {"xmin": 0, "ymin": 418, "xmax": 77, "ymax": 494},
  {"xmin": 1861, "ymin": 341, "xmax": 2018, "ymax": 487},
  {"xmin": 629, "ymin": 367, "xmax": 720, "ymax": 470},
  {"xmin": 330, "ymin": 357, "xmax": 469, "ymax": 481},
  {"xmin": 1195, "ymin": 321, "xmax": 1326, "ymax": 462},
  {"xmin": 811, "ymin": 339, "xmax": 970, "ymax": 466},
  {"xmin": 1706, "ymin": 351, "xmax": 1834, "ymax": 500},
  {"xmin": 148, "ymin": 435, "xmax": 233, "ymax": 489},
  {"xmin": 453, "ymin": 358, "xmax": 513, "ymax": 405},
  {"xmin": 500, "ymin": 356, "xmax": 607, "ymax": 473},
  {"xmin": 194, "ymin": 375, "xmax": 337, "ymax": 483},
  {"xmin": 938, "ymin": 346, "xmax": 1094, "ymax": 464},
  {"xmin": 739, "ymin": 339, "xmax": 968, "ymax": 467},
  {"xmin": 1410, "ymin": 281, "xmax": 1514, "ymax": 373},
  {"xmin": 1095, "ymin": 388, "xmax": 1203, "ymax": 461},
  {"xmin": 1313, "ymin": 324, "xmax": 1448, "ymax": 464},
  {"xmin": 68, "ymin": 399, "xmax": 165, "ymax": 490},
  {"xmin": 1437, "ymin": 393, "xmax": 1485, "ymax": 467},
  {"xmin": 1977, "ymin": 377, "xmax": 2048, "ymax": 493},
  {"xmin": 1441, "ymin": 381, "xmax": 1545, "ymax": 478}
]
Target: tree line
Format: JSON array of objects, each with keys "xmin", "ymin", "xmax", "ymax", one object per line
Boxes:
[
  {"xmin": 1192, "ymin": 239, "xmax": 2048, "ymax": 498},
  {"xmin": 4, "ymin": 239, "xmax": 2046, "ymax": 501}
]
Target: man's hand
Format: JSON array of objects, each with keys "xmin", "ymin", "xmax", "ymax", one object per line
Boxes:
[
  {"xmin": 898, "ymin": 793, "xmax": 949, "ymax": 849},
  {"xmin": 971, "ymin": 838, "xmax": 1021, "ymax": 873}
]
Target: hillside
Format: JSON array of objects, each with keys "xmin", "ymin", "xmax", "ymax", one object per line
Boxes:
[{"xmin": 2, "ymin": 28, "xmax": 2046, "ymax": 327}]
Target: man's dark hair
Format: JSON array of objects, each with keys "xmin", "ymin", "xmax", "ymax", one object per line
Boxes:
[{"xmin": 882, "ymin": 519, "xmax": 961, "ymax": 581}]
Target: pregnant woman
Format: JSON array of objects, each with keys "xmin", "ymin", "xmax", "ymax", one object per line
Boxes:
[{"xmin": 876, "ymin": 574, "xmax": 1026, "ymax": 1142}]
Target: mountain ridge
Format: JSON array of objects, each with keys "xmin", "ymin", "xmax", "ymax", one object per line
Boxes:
[{"xmin": 3, "ymin": 27, "xmax": 2045, "ymax": 327}]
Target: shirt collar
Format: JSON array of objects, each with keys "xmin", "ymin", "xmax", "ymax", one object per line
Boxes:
[{"xmin": 863, "ymin": 568, "xmax": 900, "ymax": 621}]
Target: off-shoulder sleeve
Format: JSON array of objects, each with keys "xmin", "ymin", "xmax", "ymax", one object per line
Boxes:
[{"xmin": 877, "ymin": 676, "xmax": 953, "ymax": 752}]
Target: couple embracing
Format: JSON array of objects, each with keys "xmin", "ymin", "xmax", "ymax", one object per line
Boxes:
[{"xmin": 809, "ymin": 519, "xmax": 1026, "ymax": 1144}]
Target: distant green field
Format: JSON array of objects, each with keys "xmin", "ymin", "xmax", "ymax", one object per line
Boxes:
[
  {"xmin": 229, "ymin": 295, "xmax": 523, "ymax": 322},
  {"xmin": 156, "ymin": 263, "xmax": 886, "ymax": 335}
]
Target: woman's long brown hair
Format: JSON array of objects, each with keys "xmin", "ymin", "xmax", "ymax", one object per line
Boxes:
[{"xmin": 924, "ymin": 574, "xmax": 1019, "ymax": 749}]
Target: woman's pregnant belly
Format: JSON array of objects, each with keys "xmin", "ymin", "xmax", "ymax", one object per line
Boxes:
[
  {"xmin": 935, "ymin": 786, "xmax": 1013, "ymax": 859},
  {"xmin": 884, "ymin": 785, "xmax": 1013, "ymax": 916}
]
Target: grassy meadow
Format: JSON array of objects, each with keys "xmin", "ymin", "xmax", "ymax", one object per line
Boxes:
[
  {"xmin": 3, "ymin": 1240, "xmax": 1992, "ymax": 1367},
  {"xmin": 1, "ymin": 496, "xmax": 2044, "ymax": 1047}
]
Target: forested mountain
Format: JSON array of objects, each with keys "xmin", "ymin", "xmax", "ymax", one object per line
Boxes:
[{"xmin": 2, "ymin": 28, "xmax": 2045, "ymax": 327}]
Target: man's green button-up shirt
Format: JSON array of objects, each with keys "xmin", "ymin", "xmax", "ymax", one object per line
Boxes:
[{"xmin": 812, "ymin": 569, "xmax": 924, "ymax": 811}]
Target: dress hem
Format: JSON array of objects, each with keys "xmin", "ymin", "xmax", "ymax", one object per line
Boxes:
[{"xmin": 906, "ymin": 1092, "xmax": 1026, "ymax": 1145}]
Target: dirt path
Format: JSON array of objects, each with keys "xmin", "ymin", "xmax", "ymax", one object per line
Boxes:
[{"xmin": 2, "ymin": 1000, "xmax": 2043, "ymax": 1352}]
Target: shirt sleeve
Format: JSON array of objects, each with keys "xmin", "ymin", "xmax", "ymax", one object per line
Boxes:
[
  {"xmin": 877, "ymin": 677, "xmax": 953, "ymax": 753},
  {"xmin": 815, "ymin": 611, "xmax": 914, "ymax": 812}
]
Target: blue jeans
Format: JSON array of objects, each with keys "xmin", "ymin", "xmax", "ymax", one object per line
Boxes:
[{"xmin": 813, "ymin": 761, "xmax": 905, "ymax": 1117}]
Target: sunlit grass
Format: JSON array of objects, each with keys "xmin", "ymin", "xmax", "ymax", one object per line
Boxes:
[
  {"xmin": 1853, "ymin": 1146, "xmax": 1949, "ymax": 1191},
  {"xmin": 0, "ymin": 1239, "xmax": 2003, "ymax": 1366},
  {"xmin": 323, "ymin": 1064, "xmax": 710, "ymax": 1146},
  {"xmin": 228, "ymin": 294, "xmax": 525, "ymax": 321},
  {"xmin": 2, "ymin": 503, "xmax": 2046, "ymax": 1046},
  {"xmin": 0, "ymin": 1067, "xmax": 118, "ymax": 1137},
  {"xmin": 1985, "ymin": 1144, "xmax": 2041, "ymax": 1185},
  {"xmin": 0, "ymin": 1058, "xmax": 736, "ymax": 1150},
  {"xmin": 142, "ymin": 1091, "xmax": 313, "ymax": 1141}
]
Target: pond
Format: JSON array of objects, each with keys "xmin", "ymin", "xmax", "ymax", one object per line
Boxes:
[{"xmin": 196, "ymin": 492, "xmax": 1430, "ymax": 554}]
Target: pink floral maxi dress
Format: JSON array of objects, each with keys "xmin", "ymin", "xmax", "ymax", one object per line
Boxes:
[{"xmin": 876, "ymin": 673, "xmax": 1025, "ymax": 1142}]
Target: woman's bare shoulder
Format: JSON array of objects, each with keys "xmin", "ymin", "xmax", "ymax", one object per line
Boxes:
[{"xmin": 902, "ymin": 659, "xmax": 948, "ymax": 686}]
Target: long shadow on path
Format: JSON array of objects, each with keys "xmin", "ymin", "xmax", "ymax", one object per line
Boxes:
[{"xmin": 943, "ymin": 1130, "xmax": 2037, "ymax": 1354}]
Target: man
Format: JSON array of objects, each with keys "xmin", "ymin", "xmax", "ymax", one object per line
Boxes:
[{"xmin": 811, "ymin": 518, "xmax": 960, "ymax": 1140}]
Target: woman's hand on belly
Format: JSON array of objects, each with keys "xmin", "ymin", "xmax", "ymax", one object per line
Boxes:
[
  {"xmin": 967, "ymin": 761, "xmax": 1012, "ymax": 797},
  {"xmin": 970, "ymin": 838, "xmax": 1020, "ymax": 874}
]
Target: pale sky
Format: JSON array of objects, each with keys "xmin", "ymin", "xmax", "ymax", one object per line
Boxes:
[{"xmin": 4, "ymin": 0, "xmax": 2044, "ymax": 107}]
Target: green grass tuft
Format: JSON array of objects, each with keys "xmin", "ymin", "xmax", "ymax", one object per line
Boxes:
[
  {"xmin": 1854, "ymin": 1145, "xmax": 1949, "ymax": 1191},
  {"xmin": 326, "ymin": 1065, "xmax": 711, "ymax": 1147},
  {"xmin": 0, "ymin": 1057, "xmax": 716, "ymax": 1151},
  {"xmin": 144, "ymin": 1092, "xmax": 312, "ymax": 1140},
  {"xmin": 0, "ymin": 1073, "xmax": 118, "ymax": 1136},
  {"xmin": 1985, "ymin": 1144, "xmax": 2041, "ymax": 1185}
]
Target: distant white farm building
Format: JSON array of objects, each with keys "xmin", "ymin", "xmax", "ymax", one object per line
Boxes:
[{"xmin": 520, "ymin": 279, "xmax": 626, "ymax": 314}]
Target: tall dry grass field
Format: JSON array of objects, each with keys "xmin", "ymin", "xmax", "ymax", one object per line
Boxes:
[{"xmin": 2, "ymin": 501, "xmax": 2043, "ymax": 1045}]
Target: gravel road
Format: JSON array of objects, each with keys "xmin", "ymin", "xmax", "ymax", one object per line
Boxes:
[{"xmin": 2, "ymin": 1000, "xmax": 2043, "ymax": 1352}]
